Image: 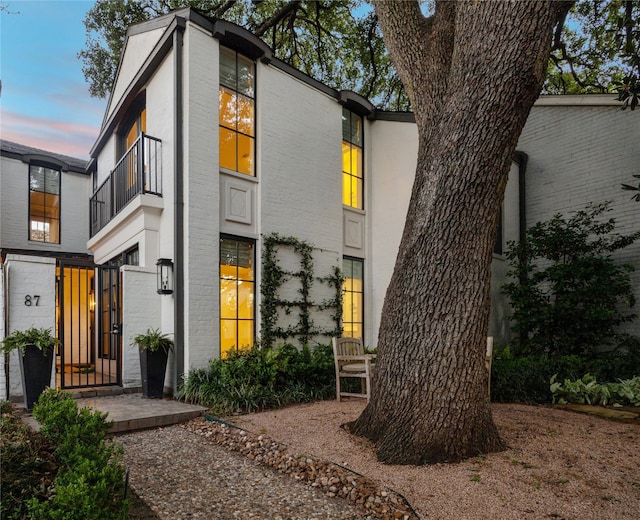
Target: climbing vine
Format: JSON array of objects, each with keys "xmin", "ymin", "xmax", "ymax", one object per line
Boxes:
[{"xmin": 261, "ymin": 233, "xmax": 343, "ymax": 348}]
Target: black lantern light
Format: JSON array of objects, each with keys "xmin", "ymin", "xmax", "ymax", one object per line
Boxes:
[{"xmin": 156, "ymin": 258, "xmax": 174, "ymax": 294}]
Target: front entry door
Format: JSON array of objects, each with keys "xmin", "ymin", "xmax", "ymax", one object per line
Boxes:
[{"xmin": 56, "ymin": 262, "xmax": 121, "ymax": 388}]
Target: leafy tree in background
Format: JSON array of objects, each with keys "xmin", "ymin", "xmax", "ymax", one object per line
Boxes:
[
  {"xmin": 81, "ymin": 0, "xmax": 639, "ymax": 109},
  {"xmin": 502, "ymin": 203, "xmax": 640, "ymax": 357},
  {"xmin": 80, "ymin": 0, "xmax": 409, "ymax": 108},
  {"xmin": 545, "ymin": 0, "xmax": 639, "ymax": 105}
]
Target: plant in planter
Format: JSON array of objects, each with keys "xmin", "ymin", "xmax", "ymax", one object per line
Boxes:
[
  {"xmin": 133, "ymin": 329, "xmax": 173, "ymax": 398},
  {"xmin": 1, "ymin": 327, "xmax": 59, "ymax": 410}
]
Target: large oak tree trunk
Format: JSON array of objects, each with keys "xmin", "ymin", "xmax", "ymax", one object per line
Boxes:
[{"xmin": 349, "ymin": 1, "xmax": 573, "ymax": 464}]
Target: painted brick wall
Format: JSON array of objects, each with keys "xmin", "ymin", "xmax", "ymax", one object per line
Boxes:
[
  {"xmin": 121, "ymin": 266, "xmax": 161, "ymax": 389},
  {"xmin": 0, "ymin": 156, "xmax": 91, "ymax": 255},
  {"xmin": 259, "ymin": 66, "xmax": 343, "ymax": 256},
  {"xmin": 518, "ymin": 101, "xmax": 640, "ymax": 337},
  {"xmin": 182, "ymin": 24, "xmax": 220, "ymax": 369},
  {"xmin": 0, "ymin": 264, "xmax": 5, "ymax": 400},
  {"xmin": 4, "ymin": 255, "xmax": 56, "ymax": 400}
]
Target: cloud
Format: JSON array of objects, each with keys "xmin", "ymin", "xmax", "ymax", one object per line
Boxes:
[{"xmin": 1, "ymin": 109, "xmax": 100, "ymax": 159}]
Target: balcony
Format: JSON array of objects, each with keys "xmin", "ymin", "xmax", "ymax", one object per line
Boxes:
[{"xmin": 90, "ymin": 134, "xmax": 162, "ymax": 237}]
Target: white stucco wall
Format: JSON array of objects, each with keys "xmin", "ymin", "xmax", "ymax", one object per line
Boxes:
[
  {"xmin": 0, "ymin": 156, "xmax": 91, "ymax": 254},
  {"xmin": 518, "ymin": 97, "xmax": 640, "ymax": 337}
]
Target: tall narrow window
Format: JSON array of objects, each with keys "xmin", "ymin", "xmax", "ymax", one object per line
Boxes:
[
  {"xmin": 29, "ymin": 164, "xmax": 60, "ymax": 243},
  {"xmin": 342, "ymin": 257, "xmax": 364, "ymax": 339},
  {"xmin": 342, "ymin": 108, "xmax": 363, "ymax": 208},
  {"xmin": 220, "ymin": 237, "xmax": 255, "ymax": 357},
  {"xmin": 219, "ymin": 47, "xmax": 255, "ymax": 176}
]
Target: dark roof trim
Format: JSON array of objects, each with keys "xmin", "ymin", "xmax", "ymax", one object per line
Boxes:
[
  {"xmin": 373, "ymin": 111, "xmax": 416, "ymax": 123},
  {"xmin": 91, "ymin": 16, "xmax": 186, "ymax": 158},
  {"xmin": 0, "ymin": 140, "xmax": 88, "ymax": 173},
  {"xmin": 339, "ymin": 90, "xmax": 376, "ymax": 119},
  {"xmin": 212, "ymin": 19, "xmax": 273, "ymax": 63}
]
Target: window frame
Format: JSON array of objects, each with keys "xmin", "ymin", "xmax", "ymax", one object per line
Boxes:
[
  {"xmin": 219, "ymin": 235, "xmax": 256, "ymax": 357},
  {"xmin": 219, "ymin": 46, "xmax": 256, "ymax": 177},
  {"xmin": 342, "ymin": 256, "xmax": 364, "ymax": 341},
  {"xmin": 342, "ymin": 108, "xmax": 364, "ymax": 209},
  {"xmin": 28, "ymin": 162, "xmax": 61, "ymax": 244}
]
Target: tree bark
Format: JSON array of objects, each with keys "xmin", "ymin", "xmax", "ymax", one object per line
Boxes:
[{"xmin": 349, "ymin": 0, "xmax": 574, "ymax": 464}]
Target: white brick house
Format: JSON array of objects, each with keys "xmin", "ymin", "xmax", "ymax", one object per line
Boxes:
[{"xmin": 2, "ymin": 8, "xmax": 637, "ymax": 401}]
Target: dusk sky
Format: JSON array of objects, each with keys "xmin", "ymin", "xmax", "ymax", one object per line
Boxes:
[{"xmin": 1, "ymin": 0, "xmax": 104, "ymax": 159}]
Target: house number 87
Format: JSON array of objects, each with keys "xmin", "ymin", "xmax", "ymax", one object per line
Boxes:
[{"xmin": 24, "ymin": 295, "xmax": 40, "ymax": 306}]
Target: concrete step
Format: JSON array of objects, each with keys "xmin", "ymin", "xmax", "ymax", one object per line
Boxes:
[{"xmin": 21, "ymin": 392, "xmax": 207, "ymax": 434}]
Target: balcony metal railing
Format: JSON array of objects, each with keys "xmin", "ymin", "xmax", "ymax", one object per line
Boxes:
[{"xmin": 90, "ymin": 134, "xmax": 162, "ymax": 237}]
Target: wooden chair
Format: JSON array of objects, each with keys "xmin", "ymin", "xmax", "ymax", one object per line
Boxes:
[
  {"xmin": 332, "ymin": 337, "xmax": 375, "ymax": 402},
  {"xmin": 486, "ymin": 336, "xmax": 494, "ymax": 398}
]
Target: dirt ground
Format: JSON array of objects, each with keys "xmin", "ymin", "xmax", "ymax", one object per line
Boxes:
[{"xmin": 230, "ymin": 400, "xmax": 640, "ymax": 519}]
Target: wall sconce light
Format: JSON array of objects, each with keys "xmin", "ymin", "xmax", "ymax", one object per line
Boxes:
[
  {"xmin": 156, "ymin": 258, "xmax": 174, "ymax": 295},
  {"xmin": 89, "ymin": 288, "xmax": 95, "ymax": 311}
]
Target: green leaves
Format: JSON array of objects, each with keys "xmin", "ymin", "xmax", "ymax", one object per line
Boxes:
[
  {"xmin": 0, "ymin": 327, "xmax": 59, "ymax": 355},
  {"xmin": 551, "ymin": 373, "xmax": 640, "ymax": 407},
  {"xmin": 132, "ymin": 328, "xmax": 174, "ymax": 353},
  {"xmin": 503, "ymin": 202, "xmax": 640, "ymax": 356}
]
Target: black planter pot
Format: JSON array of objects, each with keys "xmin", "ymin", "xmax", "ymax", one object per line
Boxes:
[
  {"xmin": 139, "ymin": 348, "xmax": 169, "ymax": 398},
  {"xmin": 18, "ymin": 344, "xmax": 54, "ymax": 411}
]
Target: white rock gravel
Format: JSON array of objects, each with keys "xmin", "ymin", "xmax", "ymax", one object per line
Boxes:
[
  {"xmin": 117, "ymin": 426, "xmax": 378, "ymax": 520},
  {"xmin": 117, "ymin": 400, "xmax": 640, "ymax": 520}
]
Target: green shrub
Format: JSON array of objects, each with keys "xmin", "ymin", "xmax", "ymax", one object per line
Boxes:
[
  {"xmin": 502, "ymin": 203, "xmax": 640, "ymax": 356},
  {"xmin": 26, "ymin": 389, "xmax": 128, "ymax": 520},
  {"xmin": 178, "ymin": 343, "xmax": 336, "ymax": 413}
]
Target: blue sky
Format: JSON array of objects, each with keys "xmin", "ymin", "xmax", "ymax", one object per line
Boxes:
[{"xmin": 1, "ymin": 0, "xmax": 104, "ymax": 159}]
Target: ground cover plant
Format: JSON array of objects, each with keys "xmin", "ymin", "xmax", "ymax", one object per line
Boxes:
[
  {"xmin": 178, "ymin": 342, "xmax": 336, "ymax": 414},
  {"xmin": 491, "ymin": 338, "xmax": 640, "ymax": 404},
  {"xmin": 551, "ymin": 374, "xmax": 640, "ymax": 407}
]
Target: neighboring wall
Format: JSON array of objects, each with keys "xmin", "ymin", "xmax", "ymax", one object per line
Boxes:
[
  {"xmin": 368, "ymin": 119, "xmax": 521, "ymax": 346},
  {"xmin": 0, "ymin": 154, "xmax": 91, "ymax": 255},
  {"xmin": 518, "ymin": 96, "xmax": 640, "ymax": 338}
]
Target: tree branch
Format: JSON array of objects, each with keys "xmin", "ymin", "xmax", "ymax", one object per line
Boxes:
[{"xmin": 253, "ymin": 0, "xmax": 301, "ymax": 37}]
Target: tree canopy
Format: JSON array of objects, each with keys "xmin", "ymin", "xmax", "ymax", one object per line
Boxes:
[
  {"xmin": 79, "ymin": 0, "xmax": 409, "ymax": 109},
  {"xmin": 81, "ymin": 0, "xmax": 639, "ymax": 109}
]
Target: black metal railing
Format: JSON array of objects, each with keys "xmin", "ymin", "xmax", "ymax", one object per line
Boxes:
[{"xmin": 90, "ymin": 134, "xmax": 162, "ymax": 237}]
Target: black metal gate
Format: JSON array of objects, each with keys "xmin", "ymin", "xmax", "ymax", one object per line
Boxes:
[{"xmin": 57, "ymin": 261, "xmax": 121, "ymax": 388}]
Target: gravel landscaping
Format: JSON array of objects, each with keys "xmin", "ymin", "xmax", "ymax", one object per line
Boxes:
[{"xmin": 118, "ymin": 400, "xmax": 640, "ymax": 519}]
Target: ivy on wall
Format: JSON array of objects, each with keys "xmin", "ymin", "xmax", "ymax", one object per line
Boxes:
[{"xmin": 261, "ymin": 233, "xmax": 344, "ymax": 348}]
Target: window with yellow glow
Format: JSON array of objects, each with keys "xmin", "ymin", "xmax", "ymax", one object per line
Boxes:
[
  {"xmin": 342, "ymin": 257, "xmax": 363, "ymax": 339},
  {"xmin": 123, "ymin": 108, "xmax": 146, "ymax": 192},
  {"xmin": 219, "ymin": 47, "xmax": 255, "ymax": 176},
  {"xmin": 29, "ymin": 165, "xmax": 60, "ymax": 243},
  {"xmin": 342, "ymin": 108, "xmax": 363, "ymax": 208},
  {"xmin": 220, "ymin": 237, "xmax": 255, "ymax": 357}
]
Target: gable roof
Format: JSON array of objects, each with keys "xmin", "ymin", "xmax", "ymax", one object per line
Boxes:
[{"xmin": 0, "ymin": 139, "xmax": 88, "ymax": 174}]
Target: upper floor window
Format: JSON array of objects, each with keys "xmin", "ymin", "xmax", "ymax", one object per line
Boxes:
[
  {"xmin": 29, "ymin": 164, "xmax": 60, "ymax": 243},
  {"xmin": 219, "ymin": 47, "xmax": 255, "ymax": 176},
  {"xmin": 124, "ymin": 108, "xmax": 146, "ymax": 152},
  {"xmin": 342, "ymin": 108, "xmax": 363, "ymax": 209}
]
